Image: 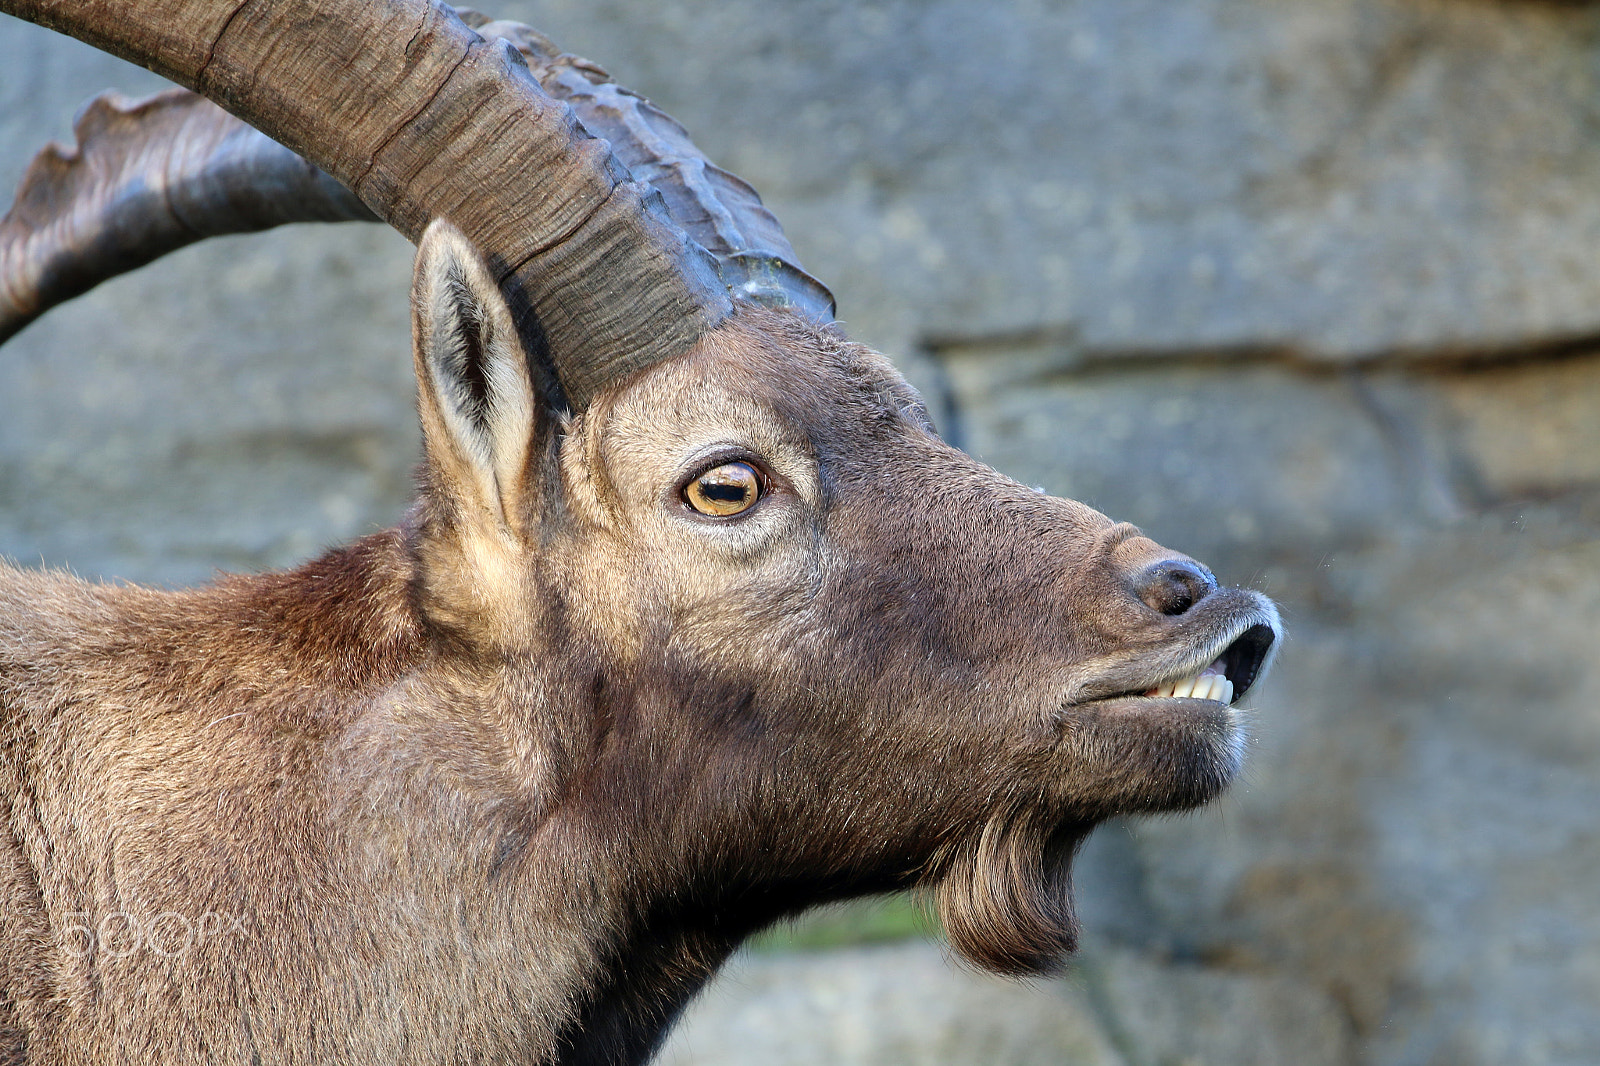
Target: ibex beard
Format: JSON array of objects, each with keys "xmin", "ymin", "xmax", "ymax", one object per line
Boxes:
[{"xmin": 0, "ymin": 222, "xmax": 1278, "ymax": 1064}]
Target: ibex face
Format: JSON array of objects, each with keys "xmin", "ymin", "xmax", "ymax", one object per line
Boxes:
[{"xmin": 408, "ymin": 224, "xmax": 1279, "ymax": 976}]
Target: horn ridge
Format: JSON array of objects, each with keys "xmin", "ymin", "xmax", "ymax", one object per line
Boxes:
[
  {"xmin": 0, "ymin": 88, "xmax": 375, "ymax": 345},
  {"xmin": 476, "ymin": 16, "xmax": 836, "ymax": 322},
  {"xmin": 0, "ymin": 0, "xmax": 733, "ymax": 407}
]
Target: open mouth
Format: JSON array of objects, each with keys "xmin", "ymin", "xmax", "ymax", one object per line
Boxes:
[{"xmin": 1140, "ymin": 623, "xmax": 1276, "ymax": 706}]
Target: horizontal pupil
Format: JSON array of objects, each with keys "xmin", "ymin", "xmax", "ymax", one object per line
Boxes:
[{"xmin": 700, "ymin": 481, "xmax": 750, "ymax": 502}]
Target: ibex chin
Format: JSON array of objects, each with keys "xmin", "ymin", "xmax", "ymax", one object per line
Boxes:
[{"xmin": 0, "ymin": 1, "xmax": 1280, "ymax": 1062}]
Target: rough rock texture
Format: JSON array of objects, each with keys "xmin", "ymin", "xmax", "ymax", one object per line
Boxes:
[
  {"xmin": 658, "ymin": 943, "xmax": 1125, "ymax": 1066},
  {"xmin": 659, "ymin": 942, "xmax": 1354, "ymax": 1066},
  {"xmin": 4, "ymin": 1, "xmax": 1600, "ymax": 1064},
  {"xmin": 0, "ymin": 29, "xmax": 417, "ymax": 585}
]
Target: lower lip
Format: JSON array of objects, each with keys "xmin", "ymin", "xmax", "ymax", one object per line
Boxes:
[{"xmin": 1076, "ymin": 693, "xmax": 1236, "ymax": 715}]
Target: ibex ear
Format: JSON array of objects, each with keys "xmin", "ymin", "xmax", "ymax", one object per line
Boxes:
[{"xmin": 412, "ymin": 219, "xmax": 540, "ymax": 538}]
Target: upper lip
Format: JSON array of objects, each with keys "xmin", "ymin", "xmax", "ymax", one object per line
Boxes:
[
  {"xmin": 1068, "ymin": 595, "xmax": 1282, "ymax": 707},
  {"xmin": 1151, "ymin": 621, "xmax": 1278, "ymax": 703}
]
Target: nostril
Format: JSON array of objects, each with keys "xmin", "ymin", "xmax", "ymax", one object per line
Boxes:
[{"xmin": 1134, "ymin": 559, "xmax": 1217, "ymax": 616}]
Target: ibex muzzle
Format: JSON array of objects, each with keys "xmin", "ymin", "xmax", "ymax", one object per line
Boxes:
[{"xmin": 0, "ymin": 1, "xmax": 1279, "ymax": 1062}]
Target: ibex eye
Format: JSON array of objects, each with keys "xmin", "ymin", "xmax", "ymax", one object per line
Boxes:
[{"xmin": 684, "ymin": 462, "xmax": 763, "ymax": 517}]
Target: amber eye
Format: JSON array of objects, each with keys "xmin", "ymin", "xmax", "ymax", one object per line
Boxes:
[{"xmin": 684, "ymin": 461, "xmax": 763, "ymax": 517}]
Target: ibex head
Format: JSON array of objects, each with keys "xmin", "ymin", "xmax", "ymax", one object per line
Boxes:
[
  {"xmin": 402, "ymin": 219, "xmax": 1277, "ymax": 974},
  {"xmin": 0, "ymin": 0, "xmax": 1279, "ymax": 1059}
]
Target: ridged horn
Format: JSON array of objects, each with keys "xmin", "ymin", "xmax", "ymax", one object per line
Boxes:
[
  {"xmin": 0, "ymin": 0, "xmax": 737, "ymax": 409},
  {"xmin": 465, "ymin": 12, "xmax": 835, "ymax": 323},
  {"xmin": 0, "ymin": 89, "xmax": 377, "ymax": 346}
]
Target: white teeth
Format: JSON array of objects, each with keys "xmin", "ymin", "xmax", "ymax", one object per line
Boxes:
[{"xmin": 1143, "ymin": 671, "xmax": 1235, "ymax": 703}]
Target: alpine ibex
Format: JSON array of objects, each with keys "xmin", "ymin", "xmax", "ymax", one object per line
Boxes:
[{"xmin": 0, "ymin": 2, "xmax": 1281, "ymax": 1063}]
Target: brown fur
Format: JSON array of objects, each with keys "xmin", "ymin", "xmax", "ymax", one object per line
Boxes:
[{"xmin": 0, "ymin": 224, "xmax": 1278, "ymax": 1064}]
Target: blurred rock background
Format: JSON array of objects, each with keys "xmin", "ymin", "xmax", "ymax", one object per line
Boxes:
[{"xmin": 4, "ymin": 1, "xmax": 1599, "ymax": 1063}]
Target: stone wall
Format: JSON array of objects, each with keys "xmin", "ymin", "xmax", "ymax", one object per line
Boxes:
[{"xmin": 4, "ymin": 2, "xmax": 1599, "ymax": 1063}]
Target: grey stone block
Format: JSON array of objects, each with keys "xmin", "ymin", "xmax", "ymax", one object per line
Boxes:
[
  {"xmin": 661, "ymin": 942, "xmax": 1355, "ymax": 1066},
  {"xmin": 515, "ymin": 0, "xmax": 1600, "ymax": 364},
  {"xmin": 660, "ymin": 943, "xmax": 1125, "ymax": 1066},
  {"xmin": 1090, "ymin": 946, "xmax": 1356, "ymax": 1066}
]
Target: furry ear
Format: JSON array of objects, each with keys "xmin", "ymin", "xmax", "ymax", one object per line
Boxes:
[{"xmin": 412, "ymin": 219, "xmax": 539, "ymax": 536}]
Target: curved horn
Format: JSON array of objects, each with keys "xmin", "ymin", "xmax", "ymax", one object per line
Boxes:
[
  {"xmin": 471, "ymin": 14, "xmax": 834, "ymax": 322},
  {"xmin": 0, "ymin": 88, "xmax": 376, "ymax": 346},
  {"xmin": 0, "ymin": 0, "xmax": 734, "ymax": 409},
  {"xmin": 0, "ymin": 4, "xmax": 834, "ymax": 383}
]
